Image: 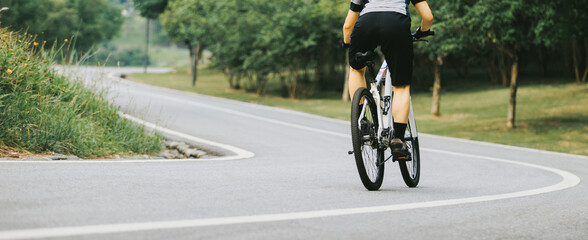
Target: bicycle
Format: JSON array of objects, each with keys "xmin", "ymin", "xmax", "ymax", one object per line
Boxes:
[{"xmin": 348, "ymin": 30, "xmax": 434, "ymax": 190}]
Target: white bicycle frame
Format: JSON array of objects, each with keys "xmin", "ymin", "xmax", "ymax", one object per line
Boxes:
[{"xmin": 358, "ymin": 60, "xmax": 418, "ymax": 141}]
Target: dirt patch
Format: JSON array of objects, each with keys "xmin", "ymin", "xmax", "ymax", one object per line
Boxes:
[
  {"xmin": 0, "ymin": 146, "xmax": 55, "ymax": 159},
  {"xmin": 0, "ymin": 139, "xmax": 214, "ymax": 161}
]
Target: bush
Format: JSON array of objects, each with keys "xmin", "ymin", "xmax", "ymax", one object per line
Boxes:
[{"xmin": 0, "ymin": 28, "xmax": 163, "ymax": 158}]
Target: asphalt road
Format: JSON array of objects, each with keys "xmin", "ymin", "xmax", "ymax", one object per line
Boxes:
[{"xmin": 0, "ymin": 67, "xmax": 586, "ymax": 239}]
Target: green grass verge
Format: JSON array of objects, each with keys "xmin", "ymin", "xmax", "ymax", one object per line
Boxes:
[
  {"xmin": 128, "ymin": 68, "xmax": 588, "ymax": 156},
  {"xmin": 0, "ymin": 28, "xmax": 163, "ymax": 158}
]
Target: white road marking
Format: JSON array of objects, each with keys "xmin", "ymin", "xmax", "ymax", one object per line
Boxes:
[
  {"xmin": 421, "ymin": 133, "xmax": 588, "ymax": 160},
  {"xmin": 120, "ymin": 113, "xmax": 255, "ymax": 161},
  {"xmin": 0, "ymin": 69, "xmax": 582, "ymax": 238},
  {"xmin": 0, "ymin": 149, "xmax": 580, "ymax": 239},
  {"xmin": 131, "ymin": 90, "xmax": 352, "ymax": 139}
]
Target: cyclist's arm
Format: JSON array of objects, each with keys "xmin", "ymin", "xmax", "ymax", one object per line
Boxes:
[
  {"xmin": 414, "ymin": 1, "xmax": 433, "ymax": 31},
  {"xmin": 342, "ymin": 10, "xmax": 359, "ymax": 44}
]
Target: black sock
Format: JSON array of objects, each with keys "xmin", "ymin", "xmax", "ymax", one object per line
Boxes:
[{"xmin": 393, "ymin": 122, "xmax": 407, "ymax": 139}]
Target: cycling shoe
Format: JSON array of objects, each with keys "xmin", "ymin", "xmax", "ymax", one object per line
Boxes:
[{"xmin": 389, "ymin": 138, "xmax": 409, "ymax": 158}]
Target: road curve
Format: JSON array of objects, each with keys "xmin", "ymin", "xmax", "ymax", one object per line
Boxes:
[{"xmin": 0, "ymin": 67, "xmax": 586, "ymax": 240}]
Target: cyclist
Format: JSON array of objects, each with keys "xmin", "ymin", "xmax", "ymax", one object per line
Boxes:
[{"xmin": 342, "ymin": 0, "xmax": 433, "ymax": 157}]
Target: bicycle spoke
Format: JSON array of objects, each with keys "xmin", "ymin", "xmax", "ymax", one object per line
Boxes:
[
  {"xmin": 351, "ymin": 87, "xmax": 384, "ymax": 190},
  {"xmin": 361, "ymin": 145, "xmax": 378, "ymax": 182}
]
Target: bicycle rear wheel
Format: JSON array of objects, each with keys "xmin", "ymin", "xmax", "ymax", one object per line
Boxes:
[
  {"xmin": 351, "ymin": 88, "xmax": 384, "ymax": 191},
  {"xmin": 398, "ymin": 120, "xmax": 420, "ymax": 187}
]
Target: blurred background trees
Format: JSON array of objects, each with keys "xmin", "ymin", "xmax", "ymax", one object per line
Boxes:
[
  {"xmin": 0, "ymin": 0, "xmax": 123, "ymax": 60},
  {"xmin": 1, "ymin": 0, "xmax": 586, "ymax": 127}
]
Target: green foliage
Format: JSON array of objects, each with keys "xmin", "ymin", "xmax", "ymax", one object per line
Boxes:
[
  {"xmin": 161, "ymin": 0, "xmax": 347, "ymax": 97},
  {"xmin": 0, "ymin": 28, "xmax": 162, "ymax": 157},
  {"xmin": 133, "ymin": 0, "xmax": 168, "ymax": 19},
  {"xmin": 161, "ymin": 0, "xmax": 218, "ymax": 46},
  {"xmin": 0, "ymin": 0, "xmax": 123, "ymax": 54},
  {"xmin": 421, "ymin": 0, "xmax": 588, "ymax": 56}
]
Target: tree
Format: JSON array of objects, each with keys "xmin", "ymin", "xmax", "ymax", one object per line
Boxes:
[
  {"xmin": 133, "ymin": 0, "xmax": 168, "ymax": 73},
  {"xmin": 413, "ymin": 1, "xmax": 465, "ymax": 116},
  {"xmin": 457, "ymin": 0, "xmax": 583, "ymax": 128},
  {"xmin": 161, "ymin": 0, "xmax": 217, "ymax": 87},
  {"xmin": 0, "ymin": 0, "xmax": 123, "ymax": 60},
  {"xmin": 462, "ymin": 0, "xmax": 528, "ymax": 128},
  {"xmin": 207, "ymin": 0, "xmax": 346, "ymax": 97},
  {"xmin": 557, "ymin": 1, "xmax": 588, "ymax": 82}
]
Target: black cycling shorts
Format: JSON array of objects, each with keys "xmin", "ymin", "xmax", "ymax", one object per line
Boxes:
[{"xmin": 349, "ymin": 12, "xmax": 413, "ymax": 87}]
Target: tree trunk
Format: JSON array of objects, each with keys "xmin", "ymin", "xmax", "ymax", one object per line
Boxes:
[
  {"xmin": 483, "ymin": 58, "xmax": 498, "ymax": 84},
  {"xmin": 291, "ymin": 76, "xmax": 298, "ymax": 100},
  {"xmin": 342, "ymin": 48, "xmax": 350, "ymax": 102},
  {"xmin": 235, "ymin": 75, "xmax": 241, "ymax": 90},
  {"xmin": 506, "ymin": 56, "xmax": 519, "ymax": 129},
  {"xmin": 499, "ymin": 52, "xmax": 508, "ymax": 86},
  {"xmin": 582, "ymin": 39, "xmax": 588, "ymax": 83},
  {"xmin": 572, "ymin": 41, "xmax": 580, "ymax": 82},
  {"xmin": 225, "ymin": 68, "xmax": 234, "ymax": 88},
  {"xmin": 144, "ymin": 19, "xmax": 151, "ymax": 73},
  {"xmin": 191, "ymin": 44, "xmax": 200, "ymax": 87},
  {"xmin": 256, "ymin": 75, "xmax": 266, "ymax": 96},
  {"xmin": 186, "ymin": 40, "xmax": 194, "ymax": 75},
  {"xmin": 431, "ymin": 57, "xmax": 443, "ymax": 116}
]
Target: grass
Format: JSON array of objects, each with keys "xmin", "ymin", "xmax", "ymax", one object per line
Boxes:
[
  {"xmin": 128, "ymin": 67, "xmax": 588, "ymax": 156},
  {"xmin": 0, "ymin": 28, "xmax": 163, "ymax": 158}
]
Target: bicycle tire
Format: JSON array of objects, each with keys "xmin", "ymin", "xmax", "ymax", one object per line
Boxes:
[
  {"xmin": 351, "ymin": 88, "xmax": 384, "ymax": 191},
  {"xmin": 398, "ymin": 120, "xmax": 420, "ymax": 187}
]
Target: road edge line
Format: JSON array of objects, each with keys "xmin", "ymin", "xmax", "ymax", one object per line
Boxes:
[{"xmin": 0, "ymin": 149, "xmax": 580, "ymax": 239}]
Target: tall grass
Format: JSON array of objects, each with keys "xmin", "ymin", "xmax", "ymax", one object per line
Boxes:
[{"xmin": 0, "ymin": 28, "xmax": 163, "ymax": 158}]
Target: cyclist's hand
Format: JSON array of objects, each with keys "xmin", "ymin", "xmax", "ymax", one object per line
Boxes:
[{"xmin": 412, "ymin": 27, "xmax": 434, "ymax": 40}]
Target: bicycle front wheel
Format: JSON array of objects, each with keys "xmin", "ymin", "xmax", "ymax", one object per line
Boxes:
[
  {"xmin": 398, "ymin": 120, "xmax": 420, "ymax": 187},
  {"xmin": 351, "ymin": 88, "xmax": 384, "ymax": 191}
]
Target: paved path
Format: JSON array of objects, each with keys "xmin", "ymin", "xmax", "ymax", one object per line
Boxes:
[{"xmin": 0, "ymin": 67, "xmax": 586, "ymax": 239}]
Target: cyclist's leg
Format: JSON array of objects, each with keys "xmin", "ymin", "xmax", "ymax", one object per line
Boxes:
[
  {"xmin": 348, "ymin": 67, "xmax": 366, "ymax": 100},
  {"xmin": 379, "ymin": 12, "xmax": 412, "ymax": 151},
  {"xmin": 392, "ymin": 85, "xmax": 410, "ymax": 124},
  {"xmin": 348, "ymin": 13, "xmax": 378, "ymax": 99},
  {"xmin": 391, "ymin": 85, "xmax": 410, "ymax": 142}
]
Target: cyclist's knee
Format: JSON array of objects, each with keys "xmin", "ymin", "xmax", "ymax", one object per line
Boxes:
[
  {"xmin": 349, "ymin": 55, "xmax": 367, "ymax": 70},
  {"xmin": 393, "ymin": 84, "xmax": 410, "ymax": 89},
  {"xmin": 393, "ymin": 85, "xmax": 411, "ymax": 94}
]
